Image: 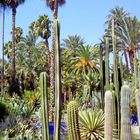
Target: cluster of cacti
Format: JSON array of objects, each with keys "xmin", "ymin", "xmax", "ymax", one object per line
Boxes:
[
  {"xmin": 67, "ymin": 101, "xmax": 80, "ymax": 140},
  {"xmin": 104, "ymin": 90, "xmax": 113, "ymax": 140},
  {"xmin": 120, "ymin": 83, "xmax": 131, "ymax": 140},
  {"xmin": 40, "ymin": 72, "xmax": 50, "ymax": 140},
  {"xmin": 112, "ymin": 18, "xmax": 120, "ymax": 136},
  {"xmin": 39, "ymin": 19, "xmax": 62, "ymax": 140}
]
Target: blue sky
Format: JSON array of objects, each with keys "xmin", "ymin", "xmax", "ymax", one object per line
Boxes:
[{"xmin": 0, "ymin": 0, "xmax": 140, "ymax": 58}]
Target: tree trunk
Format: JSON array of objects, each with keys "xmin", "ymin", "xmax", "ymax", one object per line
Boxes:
[
  {"xmin": 1, "ymin": 7, "xmax": 5, "ymax": 93},
  {"xmin": 49, "ymin": 0, "xmax": 58, "ymax": 121},
  {"xmin": 12, "ymin": 7, "xmax": 16, "ymax": 83},
  {"xmin": 128, "ymin": 50, "xmax": 134, "ymax": 72},
  {"xmin": 45, "ymin": 38, "xmax": 50, "ymax": 76},
  {"xmin": 124, "ymin": 49, "xmax": 129, "ymax": 72}
]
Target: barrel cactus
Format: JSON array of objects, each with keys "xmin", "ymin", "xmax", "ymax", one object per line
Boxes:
[{"xmin": 67, "ymin": 101, "xmax": 80, "ymax": 140}]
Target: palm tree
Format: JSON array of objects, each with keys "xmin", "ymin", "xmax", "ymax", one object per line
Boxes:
[
  {"xmin": 7, "ymin": 0, "xmax": 25, "ymax": 92},
  {"xmin": 106, "ymin": 7, "xmax": 130, "ymax": 71},
  {"xmin": 0, "ymin": 0, "xmax": 7, "ymax": 91},
  {"xmin": 61, "ymin": 35, "xmax": 85, "ymax": 51},
  {"xmin": 116, "ymin": 16, "xmax": 140, "ymax": 71},
  {"xmin": 68, "ymin": 45, "xmax": 99, "ymax": 75},
  {"xmin": 30, "ymin": 15, "xmax": 51, "ymax": 66},
  {"xmin": 45, "ymin": 0, "xmax": 65, "ymax": 121}
]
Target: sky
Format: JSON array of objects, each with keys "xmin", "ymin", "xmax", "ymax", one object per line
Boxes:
[{"xmin": 0, "ymin": 0, "xmax": 140, "ymax": 58}]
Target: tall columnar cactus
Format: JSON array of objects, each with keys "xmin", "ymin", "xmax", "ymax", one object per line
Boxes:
[
  {"xmin": 134, "ymin": 52, "xmax": 138, "ymax": 89},
  {"xmin": 112, "ymin": 18, "xmax": 120, "ymax": 135},
  {"xmin": 54, "ymin": 19, "xmax": 62, "ymax": 140},
  {"xmin": 99, "ymin": 44, "xmax": 104, "ymax": 109},
  {"xmin": 135, "ymin": 89, "xmax": 140, "ymax": 125},
  {"xmin": 120, "ymin": 83, "xmax": 131, "ymax": 140},
  {"xmin": 40, "ymin": 72, "xmax": 50, "ymax": 140},
  {"xmin": 135, "ymin": 51, "xmax": 140, "ymax": 125},
  {"xmin": 67, "ymin": 101, "xmax": 80, "ymax": 140},
  {"xmin": 110, "ymin": 82, "xmax": 117, "ymax": 130},
  {"xmin": 104, "ymin": 90, "xmax": 113, "ymax": 140},
  {"xmin": 105, "ymin": 37, "xmax": 110, "ymax": 90},
  {"xmin": 119, "ymin": 56, "xmax": 123, "ymax": 87}
]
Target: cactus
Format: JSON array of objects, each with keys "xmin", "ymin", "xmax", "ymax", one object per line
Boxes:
[
  {"xmin": 135, "ymin": 89, "xmax": 140, "ymax": 125},
  {"xmin": 67, "ymin": 101, "xmax": 80, "ymax": 140},
  {"xmin": 40, "ymin": 72, "xmax": 50, "ymax": 140},
  {"xmin": 119, "ymin": 56, "xmax": 123, "ymax": 88},
  {"xmin": 54, "ymin": 19, "xmax": 62, "ymax": 140},
  {"xmin": 105, "ymin": 37, "xmax": 110, "ymax": 90},
  {"xmin": 135, "ymin": 51, "xmax": 140, "ymax": 125},
  {"xmin": 112, "ymin": 18, "xmax": 120, "ymax": 135},
  {"xmin": 134, "ymin": 52, "xmax": 138, "ymax": 89},
  {"xmin": 99, "ymin": 44, "xmax": 104, "ymax": 109},
  {"xmin": 120, "ymin": 83, "xmax": 131, "ymax": 140},
  {"xmin": 104, "ymin": 90, "xmax": 113, "ymax": 140}
]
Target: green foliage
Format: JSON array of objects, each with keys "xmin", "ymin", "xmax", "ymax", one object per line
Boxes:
[
  {"xmin": 0, "ymin": 101, "xmax": 9, "ymax": 122},
  {"xmin": 79, "ymin": 109, "xmax": 104, "ymax": 140}
]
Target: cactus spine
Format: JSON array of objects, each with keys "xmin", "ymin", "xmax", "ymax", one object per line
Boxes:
[
  {"xmin": 105, "ymin": 37, "xmax": 110, "ymax": 90},
  {"xmin": 112, "ymin": 18, "xmax": 120, "ymax": 135},
  {"xmin": 54, "ymin": 19, "xmax": 62, "ymax": 140},
  {"xmin": 67, "ymin": 101, "xmax": 80, "ymax": 140},
  {"xmin": 104, "ymin": 90, "xmax": 113, "ymax": 140},
  {"xmin": 120, "ymin": 83, "xmax": 131, "ymax": 140},
  {"xmin": 40, "ymin": 72, "xmax": 50, "ymax": 140}
]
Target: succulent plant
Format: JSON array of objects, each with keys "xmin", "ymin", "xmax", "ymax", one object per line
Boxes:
[
  {"xmin": 120, "ymin": 83, "xmax": 132, "ymax": 140},
  {"xmin": 79, "ymin": 109, "xmax": 104, "ymax": 140},
  {"xmin": 67, "ymin": 101, "xmax": 80, "ymax": 140},
  {"xmin": 104, "ymin": 90, "xmax": 113, "ymax": 140},
  {"xmin": 40, "ymin": 72, "xmax": 50, "ymax": 140}
]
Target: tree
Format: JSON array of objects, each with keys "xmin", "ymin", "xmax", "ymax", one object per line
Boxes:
[
  {"xmin": 30, "ymin": 15, "xmax": 51, "ymax": 69},
  {"xmin": 0, "ymin": 0, "xmax": 8, "ymax": 91},
  {"xmin": 106, "ymin": 7, "xmax": 130, "ymax": 71},
  {"xmin": 7, "ymin": 0, "xmax": 25, "ymax": 93},
  {"xmin": 61, "ymin": 35, "xmax": 85, "ymax": 51},
  {"xmin": 116, "ymin": 16, "xmax": 140, "ymax": 71},
  {"xmin": 68, "ymin": 45, "xmax": 99, "ymax": 75}
]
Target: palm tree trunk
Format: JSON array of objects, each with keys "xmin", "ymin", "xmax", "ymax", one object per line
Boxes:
[
  {"xmin": 1, "ymin": 7, "xmax": 5, "ymax": 93},
  {"xmin": 12, "ymin": 7, "xmax": 16, "ymax": 82},
  {"xmin": 49, "ymin": 0, "xmax": 58, "ymax": 121},
  {"xmin": 128, "ymin": 51, "xmax": 134, "ymax": 72},
  {"xmin": 124, "ymin": 49, "xmax": 129, "ymax": 72}
]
